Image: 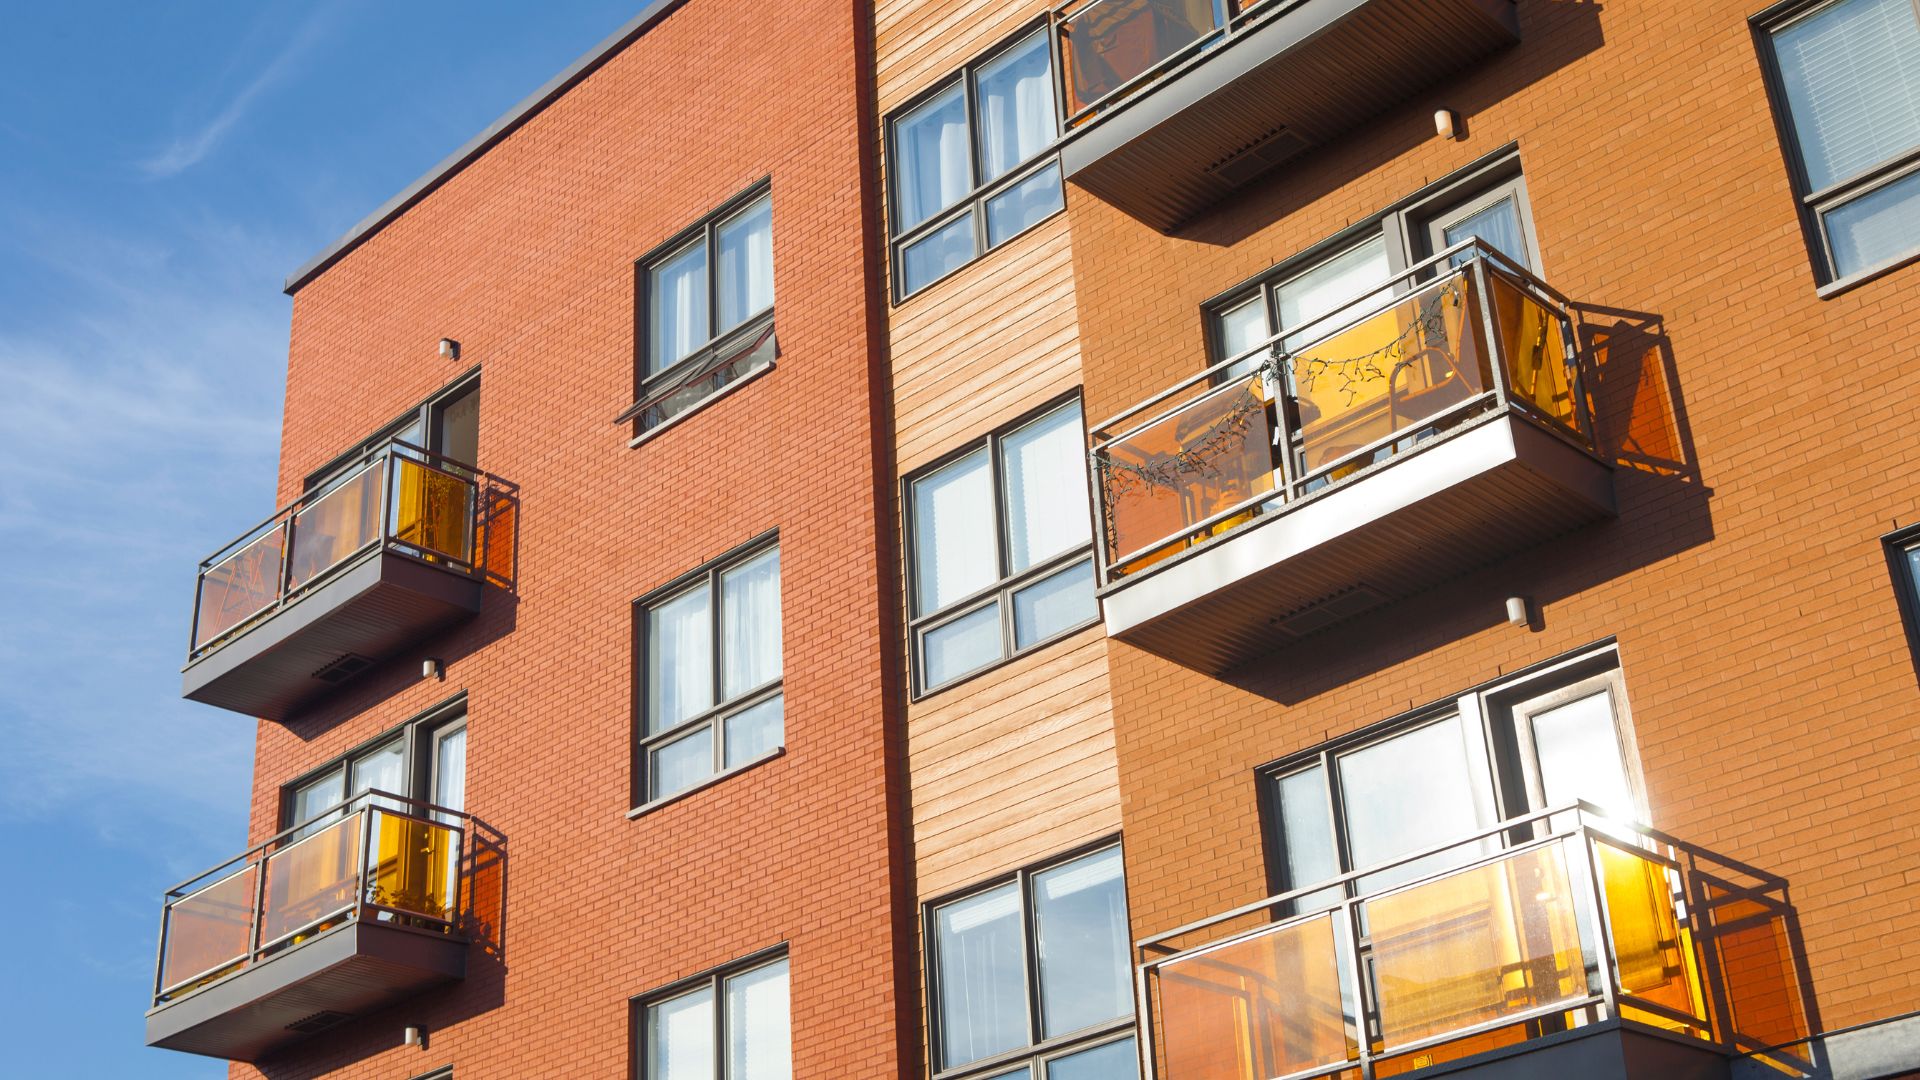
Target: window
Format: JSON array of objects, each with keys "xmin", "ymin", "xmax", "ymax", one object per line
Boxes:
[
  {"xmin": 1882, "ymin": 522, "xmax": 1920, "ymax": 676},
  {"xmin": 928, "ymin": 844, "xmax": 1138, "ymax": 1080},
  {"xmin": 1759, "ymin": 0, "xmax": 1920, "ymax": 286},
  {"xmin": 635, "ymin": 538, "xmax": 783, "ymax": 806},
  {"xmin": 623, "ymin": 184, "xmax": 777, "ymax": 440},
  {"xmin": 281, "ymin": 699, "xmax": 471, "ymax": 836},
  {"xmin": 906, "ymin": 399, "xmax": 1098, "ymax": 695},
  {"xmin": 1261, "ymin": 647, "xmax": 1640, "ymax": 913},
  {"xmin": 888, "ymin": 28, "xmax": 1065, "ymax": 299},
  {"xmin": 304, "ymin": 374, "xmax": 480, "ymax": 492},
  {"xmin": 637, "ymin": 952, "xmax": 791, "ymax": 1080}
]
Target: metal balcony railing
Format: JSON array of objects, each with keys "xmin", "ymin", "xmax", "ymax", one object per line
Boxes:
[
  {"xmin": 1089, "ymin": 239, "xmax": 1592, "ymax": 584},
  {"xmin": 1135, "ymin": 803, "xmax": 1805, "ymax": 1080},
  {"xmin": 188, "ymin": 439, "xmax": 500, "ymax": 660},
  {"xmin": 151, "ymin": 791, "xmax": 471, "ymax": 1008},
  {"xmin": 1053, "ymin": 0, "xmax": 1278, "ymax": 126}
]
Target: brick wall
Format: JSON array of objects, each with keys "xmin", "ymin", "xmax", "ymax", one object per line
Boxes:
[
  {"xmin": 1070, "ymin": 0, "xmax": 1920, "ymax": 1036},
  {"xmin": 235, "ymin": 0, "xmax": 912, "ymax": 1076}
]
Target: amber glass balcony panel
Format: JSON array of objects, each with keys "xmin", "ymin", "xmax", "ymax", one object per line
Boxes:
[
  {"xmin": 1059, "ymin": 0, "xmax": 1223, "ymax": 119},
  {"xmin": 368, "ymin": 809, "xmax": 460, "ymax": 921},
  {"xmin": 157, "ymin": 865, "xmax": 256, "ymax": 995},
  {"xmin": 192, "ymin": 525, "xmax": 284, "ymax": 649},
  {"xmin": 1364, "ymin": 844, "xmax": 1588, "ymax": 1051},
  {"xmin": 1099, "ymin": 377, "xmax": 1280, "ymax": 576},
  {"xmin": 1140, "ymin": 805, "xmax": 1789, "ymax": 1080},
  {"xmin": 286, "ymin": 459, "xmax": 386, "ymax": 591},
  {"xmin": 1487, "ymin": 270, "xmax": 1579, "ymax": 431},
  {"xmin": 1159, "ymin": 912, "xmax": 1356, "ymax": 1079},
  {"xmin": 390, "ymin": 454, "xmax": 475, "ymax": 565}
]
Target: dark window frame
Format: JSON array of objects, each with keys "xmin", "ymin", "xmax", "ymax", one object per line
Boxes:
[
  {"xmin": 922, "ymin": 837, "xmax": 1136, "ymax": 1080},
  {"xmin": 1752, "ymin": 0, "xmax": 1920, "ymax": 295},
  {"xmin": 629, "ymin": 944, "xmax": 791, "ymax": 1080},
  {"xmin": 885, "ymin": 21, "xmax": 1067, "ymax": 302},
  {"xmin": 277, "ymin": 693, "xmax": 470, "ymax": 831},
  {"xmin": 902, "ymin": 393, "xmax": 1099, "ymax": 700},
  {"xmin": 1255, "ymin": 643, "xmax": 1640, "ymax": 905},
  {"xmin": 630, "ymin": 530, "xmax": 784, "ymax": 813},
  {"xmin": 1202, "ymin": 150, "xmax": 1542, "ymax": 373},
  {"xmin": 302, "ymin": 368, "xmax": 481, "ymax": 492},
  {"xmin": 625, "ymin": 179, "xmax": 777, "ymax": 443},
  {"xmin": 1882, "ymin": 522, "xmax": 1920, "ymax": 684}
]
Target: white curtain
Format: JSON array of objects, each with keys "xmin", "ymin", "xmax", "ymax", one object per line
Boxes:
[
  {"xmin": 350, "ymin": 740, "xmax": 406, "ymax": 812},
  {"xmin": 718, "ymin": 194, "xmax": 774, "ymax": 332},
  {"xmin": 1442, "ymin": 196, "xmax": 1528, "ymax": 269},
  {"xmin": 650, "ymin": 242, "xmax": 708, "ymax": 373},
  {"xmin": 1776, "ymin": 0, "xmax": 1920, "ymax": 190},
  {"xmin": 935, "ymin": 883, "xmax": 1028, "ymax": 1068},
  {"xmin": 726, "ymin": 959, "xmax": 792, "ymax": 1080},
  {"xmin": 977, "ymin": 33, "xmax": 1055, "ymax": 181},
  {"xmin": 1001, "ymin": 404, "xmax": 1091, "ymax": 572},
  {"xmin": 1277, "ymin": 236, "xmax": 1392, "ymax": 352},
  {"xmin": 648, "ymin": 586, "xmax": 713, "ymax": 732},
  {"xmin": 433, "ymin": 726, "xmax": 468, "ymax": 815},
  {"xmin": 647, "ymin": 986, "xmax": 716, "ymax": 1080},
  {"xmin": 912, "ymin": 447, "xmax": 997, "ymax": 613},
  {"xmin": 896, "ymin": 84, "xmax": 971, "ymax": 229},
  {"xmin": 721, "ymin": 547, "xmax": 782, "ymax": 698}
]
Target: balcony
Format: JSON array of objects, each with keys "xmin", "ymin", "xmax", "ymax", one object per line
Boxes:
[
  {"xmin": 1052, "ymin": 0, "xmax": 1520, "ymax": 230},
  {"xmin": 184, "ymin": 439, "xmax": 513, "ymax": 720},
  {"xmin": 146, "ymin": 794, "xmax": 473, "ymax": 1061},
  {"xmin": 1137, "ymin": 805, "xmax": 1806, "ymax": 1080},
  {"xmin": 1089, "ymin": 242, "xmax": 1611, "ymax": 674}
]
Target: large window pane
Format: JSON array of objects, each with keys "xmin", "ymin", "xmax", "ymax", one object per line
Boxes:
[
  {"xmin": 717, "ymin": 195, "xmax": 774, "ymax": 332},
  {"xmin": 290, "ymin": 767, "xmax": 345, "ymax": 838},
  {"xmin": 1529, "ymin": 688, "xmax": 1635, "ymax": 822},
  {"xmin": 350, "ymin": 740, "xmax": 407, "ymax": 812},
  {"xmin": 901, "ymin": 212, "xmax": 977, "ymax": 295},
  {"xmin": 721, "ymin": 547, "xmax": 782, "ymax": 698},
  {"xmin": 1012, "ymin": 559, "xmax": 1096, "ymax": 648},
  {"xmin": 647, "ymin": 985, "xmax": 716, "ymax": 1080},
  {"xmin": 1826, "ymin": 167, "xmax": 1920, "ymax": 276},
  {"xmin": 726, "ymin": 959, "xmax": 791, "ymax": 1080},
  {"xmin": 1336, "ymin": 714, "xmax": 1497, "ymax": 891},
  {"xmin": 1442, "ymin": 195, "xmax": 1529, "ymax": 269},
  {"xmin": 1774, "ymin": 0, "xmax": 1920, "ymax": 190},
  {"xmin": 1217, "ymin": 295, "xmax": 1271, "ymax": 380},
  {"xmin": 1033, "ymin": 847, "xmax": 1131, "ymax": 1038},
  {"xmin": 1272, "ymin": 764, "xmax": 1342, "ymax": 911},
  {"xmin": 923, "ymin": 602, "xmax": 1004, "ymax": 688},
  {"xmin": 1001, "ymin": 404, "xmax": 1092, "ymax": 572},
  {"xmin": 894, "ymin": 83, "xmax": 972, "ymax": 230},
  {"xmin": 651, "ymin": 725, "xmax": 715, "ymax": 800},
  {"xmin": 912, "ymin": 447, "xmax": 998, "ymax": 612},
  {"xmin": 433, "ymin": 725, "xmax": 468, "ymax": 815},
  {"xmin": 976, "ymin": 33, "xmax": 1055, "ymax": 181},
  {"xmin": 936, "ymin": 882, "xmax": 1030, "ymax": 1068},
  {"xmin": 1047, "ymin": 1037, "xmax": 1138, "ymax": 1080},
  {"xmin": 650, "ymin": 241, "xmax": 709, "ymax": 374},
  {"xmin": 723, "ymin": 694, "xmax": 785, "ymax": 768},
  {"xmin": 648, "ymin": 587, "xmax": 714, "ymax": 733},
  {"xmin": 985, "ymin": 161, "xmax": 1064, "ymax": 247},
  {"xmin": 1276, "ymin": 237, "xmax": 1391, "ymax": 351}
]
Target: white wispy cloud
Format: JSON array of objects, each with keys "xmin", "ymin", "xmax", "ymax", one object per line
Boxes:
[{"xmin": 138, "ymin": 7, "xmax": 337, "ymax": 179}]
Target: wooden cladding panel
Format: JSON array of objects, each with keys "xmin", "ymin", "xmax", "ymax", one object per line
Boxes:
[
  {"xmin": 875, "ymin": 0, "xmax": 1054, "ymax": 114},
  {"xmin": 908, "ymin": 629, "xmax": 1122, "ymax": 900}
]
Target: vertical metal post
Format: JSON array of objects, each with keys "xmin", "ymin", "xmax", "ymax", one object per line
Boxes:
[
  {"xmin": 1134, "ymin": 957, "xmax": 1158, "ymax": 1080},
  {"xmin": 1472, "ymin": 252, "xmax": 1511, "ymax": 409},
  {"xmin": 355, "ymin": 804, "xmax": 375, "ymax": 918},
  {"xmin": 1089, "ymin": 447, "xmax": 1116, "ymax": 586},
  {"xmin": 1564, "ymin": 309, "xmax": 1595, "ymax": 448},
  {"xmin": 187, "ymin": 560, "xmax": 207, "ymax": 655},
  {"xmin": 1683, "ymin": 853, "xmax": 1738, "ymax": 1053},
  {"xmin": 1340, "ymin": 900, "xmax": 1375, "ymax": 1080},
  {"xmin": 248, "ymin": 854, "xmax": 268, "ymax": 961},
  {"xmin": 1266, "ymin": 346, "xmax": 1300, "ymax": 501},
  {"xmin": 152, "ymin": 898, "xmax": 175, "ymax": 1005},
  {"xmin": 1573, "ymin": 828, "xmax": 1621, "ymax": 1022},
  {"xmin": 275, "ymin": 510, "xmax": 298, "ymax": 609}
]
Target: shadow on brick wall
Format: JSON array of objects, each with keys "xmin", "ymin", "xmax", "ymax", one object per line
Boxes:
[
  {"xmin": 1217, "ymin": 302, "xmax": 1712, "ymax": 703},
  {"xmin": 1178, "ymin": 0, "xmax": 1608, "ymax": 249}
]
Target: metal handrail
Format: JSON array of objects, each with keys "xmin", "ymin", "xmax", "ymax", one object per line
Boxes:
[
  {"xmin": 187, "ymin": 437, "xmax": 493, "ymax": 658},
  {"xmin": 1089, "ymin": 239, "xmax": 1590, "ymax": 579},
  {"xmin": 152, "ymin": 790, "xmax": 474, "ymax": 1007},
  {"xmin": 1134, "ymin": 802, "xmax": 1787, "ymax": 1079}
]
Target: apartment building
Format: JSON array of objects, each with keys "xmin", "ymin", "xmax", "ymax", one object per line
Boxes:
[{"xmin": 146, "ymin": 0, "xmax": 1920, "ymax": 1078}]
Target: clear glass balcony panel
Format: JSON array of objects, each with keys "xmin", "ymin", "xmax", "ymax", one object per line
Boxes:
[
  {"xmin": 286, "ymin": 459, "xmax": 386, "ymax": 591},
  {"xmin": 194, "ymin": 524, "xmax": 285, "ymax": 648},
  {"xmin": 1060, "ymin": 0, "xmax": 1222, "ymax": 117},
  {"xmin": 1158, "ymin": 912, "xmax": 1355, "ymax": 1080},
  {"xmin": 1364, "ymin": 844, "xmax": 1588, "ymax": 1052},
  {"xmin": 259, "ymin": 814, "xmax": 363, "ymax": 948}
]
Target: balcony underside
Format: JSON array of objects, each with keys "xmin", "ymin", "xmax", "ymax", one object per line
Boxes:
[
  {"xmin": 182, "ymin": 550, "xmax": 481, "ymax": 721},
  {"xmin": 1408, "ymin": 1018, "xmax": 1729, "ymax": 1080},
  {"xmin": 145, "ymin": 919, "xmax": 466, "ymax": 1062},
  {"xmin": 1101, "ymin": 411, "xmax": 1612, "ymax": 673},
  {"xmin": 1061, "ymin": 0, "xmax": 1519, "ymax": 232}
]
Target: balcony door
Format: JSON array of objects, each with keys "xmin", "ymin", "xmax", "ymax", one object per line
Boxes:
[{"xmin": 1420, "ymin": 174, "xmax": 1540, "ymax": 272}]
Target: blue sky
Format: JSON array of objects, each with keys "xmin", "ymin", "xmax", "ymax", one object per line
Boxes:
[{"xmin": 0, "ymin": 3, "xmax": 638, "ymax": 1071}]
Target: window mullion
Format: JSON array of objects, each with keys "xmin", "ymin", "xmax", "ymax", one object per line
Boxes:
[
  {"xmin": 712, "ymin": 970, "xmax": 725, "ymax": 1080},
  {"xmin": 1020, "ymin": 870, "xmax": 1044, "ymax": 1047},
  {"xmin": 709, "ymin": 567, "xmax": 725, "ymax": 773}
]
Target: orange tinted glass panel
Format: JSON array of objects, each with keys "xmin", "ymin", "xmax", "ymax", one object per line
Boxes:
[
  {"xmin": 392, "ymin": 456, "xmax": 474, "ymax": 563},
  {"xmin": 1366, "ymin": 844, "xmax": 1587, "ymax": 1050},
  {"xmin": 1158, "ymin": 914, "xmax": 1355, "ymax": 1080},
  {"xmin": 1595, "ymin": 842, "xmax": 1705, "ymax": 1034},
  {"xmin": 368, "ymin": 810, "xmax": 460, "ymax": 922},
  {"xmin": 1060, "ymin": 0, "xmax": 1218, "ymax": 117},
  {"xmin": 1487, "ymin": 272, "xmax": 1577, "ymax": 430},
  {"xmin": 194, "ymin": 524, "xmax": 284, "ymax": 647},
  {"xmin": 159, "ymin": 865, "xmax": 255, "ymax": 993}
]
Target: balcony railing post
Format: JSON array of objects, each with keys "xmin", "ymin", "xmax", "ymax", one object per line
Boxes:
[
  {"xmin": 1566, "ymin": 311, "xmax": 1596, "ymax": 448},
  {"xmin": 1340, "ymin": 897, "xmax": 1375, "ymax": 1079},
  {"xmin": 1681, "ymin": 852, "xmax": 1738, "ymax": 1052},
  {"xmin": 1134, "ymin": 957, "xmax": 1157, "ymax": 1080},
  {"xmin": 152, "ymin": 897, "xmax": 175, "ymax": 1006},
  {"xmin": 1572, "ymin": 828, "xmax": 1621, "ymax": 1023},
  {"xmin": 1265, "ymin": 349, "xmax": 1300, "ymax": 500},
  {"xmin": 356, "ymin": 804, "xmax": 376, "ymax": 916},
  {"xmin": 1470, "ymin": 253, "xmax": 1512, "ymax": 411},
  {"xmin": 248, "ymin": 853, "xmax": 268, "ymax": 962}
]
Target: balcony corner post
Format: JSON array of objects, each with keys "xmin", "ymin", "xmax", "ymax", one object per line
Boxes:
[
  {"xmin": 1470, "ymin": 253, "xmax": 1511, "ymax": 410},
  {"xmin": 1573, "ymin": 829, "xmax": 1622, "ymax": 1023},
  {"xmin": 1134, "ymin": 956, "xmax": 1157, "ymax": 1080}
]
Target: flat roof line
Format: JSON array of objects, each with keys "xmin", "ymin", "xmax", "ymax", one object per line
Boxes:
[{"xmin": 283, "ymin": 0, "xmax": 684, "ymax": 295}]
